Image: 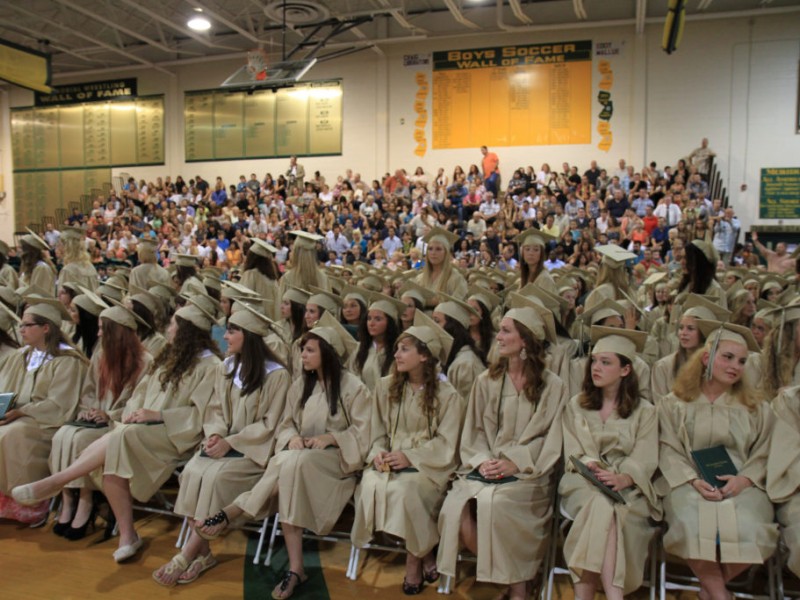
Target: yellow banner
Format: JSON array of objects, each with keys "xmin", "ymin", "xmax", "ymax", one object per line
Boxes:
[{"xmin": 0, "ymin": 39, "xmax": 53, "ymax": 93}]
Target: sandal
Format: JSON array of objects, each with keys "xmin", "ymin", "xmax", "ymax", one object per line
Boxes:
[
  {"xmin": 271, "ymin": 570, "xmax": 308, "ymax": 600},
  {"xmin": 177, "ymin": 552, "xmax": 217, "ymax": 584},
  {"xmin": 422, "ymin": 563, "xmax": 439, "ymax": 583},
  {"xmin": 195, "ymin": 510, "xmax": 230, "ymax": 541},
  {"xmin": 152, "ymin": 553, "xmax": 190, "ymax": 587},
  {"xmin": 402, "ymin": 577, "xmax": 424, "ymax": 595}
]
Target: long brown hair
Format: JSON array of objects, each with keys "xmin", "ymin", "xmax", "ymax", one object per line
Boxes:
[
  {"xmin": 155, "ymin": 316, "xmax": 222, "ymax": 390},
  {"xmin": 98, "ymin": 318, "xmax": 146, "ymax": 401},
  {"xmin": 26, "ymin": 313, "xmax": 88, "ymax": 364},
  {"xmin": 579, "ymin": 354, "xmax": 640, "ymax": 418},
  {"xmin": 387, "ymin": 334, "xmax": 439, "ymax": 419},
  {"xmin": 487, "ymin": 320, "xmax": 547, "ymax": 405}
]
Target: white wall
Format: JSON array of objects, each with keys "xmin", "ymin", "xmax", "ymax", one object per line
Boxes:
[{"xmin": 2, "ymin": 10, "xmax": 799, "ymax": 244}]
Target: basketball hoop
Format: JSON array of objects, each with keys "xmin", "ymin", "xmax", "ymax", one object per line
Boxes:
[{"xmin": 246, "ymin": 49, "xmax": 269, "ymax": 81}]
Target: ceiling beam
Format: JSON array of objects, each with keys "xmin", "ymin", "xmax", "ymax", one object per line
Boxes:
[
  {"xmin": 635, "ymin": 0, "xmax": 647, "ymax": 34},
  {"xmin": 51, "ymin": 0, "xmax": 202, "ymax": 56},
  {"xmin": 185, "ymin": 0, "xmax": 266, "ymax": 45},
  {"xmin": 508, "ymin": 0, "xmax": 533, "ymax": 25},
  {"xmin": 117, "ymin": 0, "xmax": 243, "ymax": 51},
  {"xmin": 0, "ymin": 20, "xmax": 97, "ymax": 64},
  {"xmin": 0, "ymin": 0, "xmax": 175, "ymax": 76},
  {"xmin": 442, "ymin": 0, "xmax": 480, "ymax": 30}
]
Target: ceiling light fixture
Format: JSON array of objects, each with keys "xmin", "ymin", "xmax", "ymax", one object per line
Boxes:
[{"xmin": 187, "ymin": 16, "xmax": 211, "ymax": 31}]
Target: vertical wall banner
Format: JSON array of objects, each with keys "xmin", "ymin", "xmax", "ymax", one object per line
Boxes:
[
  {"xmin": 595, "ymin": 41, "xmax": 622, "ymax": 153},
  {"xmin": 414, "ymin": 72, "xmax": 429, "ymax": 157}
]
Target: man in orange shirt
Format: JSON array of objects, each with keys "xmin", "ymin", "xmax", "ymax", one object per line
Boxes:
[{"xmin": 480, "ymin": 145, "xmax": 500, "ymax": 195}]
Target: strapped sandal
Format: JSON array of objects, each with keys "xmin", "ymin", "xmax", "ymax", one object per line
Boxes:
[
  {"xmin": 177, "ymin": 552, "xmax": 217, "ymax": 585},
  {"xmin": 195, "ymin": 510, "xmax": 229, "ymax": 541},
  {"xmin": 402, "ymin": 577, "xmax": 424, "ymax": 595},
  {"xmin": 422, "ymin": 563, "xmax": 439, "ymax": 584},
  {"xmin": 152, "ymin": 553, "xmax": 190, "ymax": 587},
  {"xmin": 271, "ymin": 570, "xmax": 308, "ymax": 600}
]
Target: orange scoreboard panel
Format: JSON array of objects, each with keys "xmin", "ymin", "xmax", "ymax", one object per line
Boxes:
[{"xmin": 432, "ymin": 41, "xmax": 592, "ymax": 149}]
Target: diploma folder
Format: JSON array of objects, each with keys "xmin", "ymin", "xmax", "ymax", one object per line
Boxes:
[
  {"xmin": 0, "ymin": 393, "xmax": 16, "ymax": 420},
  {"xmin": 691, "ymin": 445, "xmax": 737, "ymax": 488},
  {"xmin": 569, "ymin": 456, "xmax": 626, "ymax": 504}
]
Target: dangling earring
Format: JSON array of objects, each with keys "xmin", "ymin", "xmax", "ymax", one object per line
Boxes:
[{"xmin": 520, "ymin": 347, "xmax": 528, "ymax": 361}]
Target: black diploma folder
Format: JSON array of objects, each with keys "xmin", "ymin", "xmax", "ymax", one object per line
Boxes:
[
  {"xmin": 691, "ymin": 445, "xmax": 737, "ymax": 488},
  {"xmin": 466, "ymin": 468, "xmax": 518, "ymax": 485},
  {"xmin": 570, "ymin": 455, "xmax": 626, "ymax": 504}
]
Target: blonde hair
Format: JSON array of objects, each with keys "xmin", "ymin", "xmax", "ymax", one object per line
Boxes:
[
  {"xmin": 288, "ymin": 244, "xmax": 323, "ymax": 289},
  {"xmin": 672, "ymin": 340, "xmax": 762, "ymax": 410},
  {"xmin": 419, "ymin": 241, "xmax": 455, "ymax": 294},
  {"xmin": 62, "ymin": 237, "xmax": 92, "ymax": 266},
  {"xmin": 595, "ymin": 263, "xmax": 630, "ymax": 294}
]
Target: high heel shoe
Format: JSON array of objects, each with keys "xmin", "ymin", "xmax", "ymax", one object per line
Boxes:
[{"xmin": 64, "ymin": 504, "xmax": 98, "ymax": 541}]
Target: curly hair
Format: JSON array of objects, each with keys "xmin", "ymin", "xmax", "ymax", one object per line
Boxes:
[
  {"xmin": 487, "ymin": 320, "xmax": 547, "ymax": 405},
  {"xmin": 155, "ymin": 315, "xmax": 222, "ymax": 391},
  {"xmin": 387, "ymin": 334, "xmax": 439, "ymax": 419},
  {"xmin": 579, "ymin": 354, "xmax": 640, "ymax": 418},
  {"xmin": 354, "ymin": 313, "xmax": 399, "ymax": 377},
  {"xmin": 673, "ymin": 342, "xmax": 763, "ymax": 410},
  {"xmin": 61, "ymin": 236, "xmax": 92, "ymax": 266}
]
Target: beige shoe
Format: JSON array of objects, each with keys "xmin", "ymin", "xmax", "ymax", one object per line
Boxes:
[
  {"xmin": 177, "ymin": 553, "xmax": 217, "ymax": 584},
  {"xmin": 113, "ymin": 537, "xmax": 143, "ymax": 563}
]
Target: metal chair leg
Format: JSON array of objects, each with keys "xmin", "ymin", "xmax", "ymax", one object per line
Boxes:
[
  {"xmin": 253, "ymin": 517, "xmax": 270, "ymax": 565},
  {"xmin": 346, "ymin": 545, "xmax": 360, "ymax": 580},
  {"xmin": 264, "ymin": 513, "xmax": 281, "ymax": 566},
  {"xmin": 437, "ymin": 574, "xmax": 452, "ymax": 594},
  {"xmin": 176, "ymin": 516, "xmax": 188, "ymax": 548}
]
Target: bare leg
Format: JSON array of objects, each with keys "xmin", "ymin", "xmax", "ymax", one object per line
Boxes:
[
  {"xmin": 459, "ymin": 501, "xmax": 478, "ymax": 555},
  {"xmin": 421, "ymin": 549, "xmax": 438, "ymax": 579},
  {"xmin": 599, "ymin": 515, "xmax": 623, "ymax": 600},
  {"xmin": 71, "ymin": 488, "xmax": 94, "ymax": 528},
  {"xmin": 271, "ymin": 522, "xmax": 307, "ymax": 599},
  {"xmin": 152, "ymin": 530, "xmax": 211, "ymax": 586},
  {"xmin": 508, "ymin": 580, "xmax": 530, "ymax": 600},
  {"xmin": 27, "ymin": 436, "xmax": 109, "ymax": 499},
  {"xmin": 721, "ymin": 562, "xmax": 749, "ymax": 583},
  {"xmin": 102, "ymin": 473, "xmax": 137, "ymax": 548},
  {"xmin": 57, "ymin": 490, "xmax": 74, "ymax": 524},
  {"xmin": 574, "ymin": 570, "xmax": 600, "ymax": 600},
  {"xmin": 686, "ymin": 559, "xmax": 728, "ymax": 600}
]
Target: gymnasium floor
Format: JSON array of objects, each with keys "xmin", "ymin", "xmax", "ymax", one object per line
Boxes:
[{"xmin": 0, "ymin": 507, "xmax": 762, "ymax": 600}]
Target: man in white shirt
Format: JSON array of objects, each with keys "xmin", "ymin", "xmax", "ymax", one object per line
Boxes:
[
  {"xmin": 478, "ymin": 193, "xmax": 501, "ymax": 221},
  {"xmin": 326, "ymin": 223, "xmax": 351, "ymax": 258},
  {"xmin": 382, "ymin": 226, "xmax": 403, "ymax": 257},
  {"xmin": 654, "ymin": 195, "xmax": 682, "ymax": 228}
]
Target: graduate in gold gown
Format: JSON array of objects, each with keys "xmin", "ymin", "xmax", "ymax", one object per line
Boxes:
[
  {"xmin": 48, "ymin": 305, "xmax": 152, "ymax": 539},
  {"xmin": 437, "ymin": 306, "xmax": 568, "ymax": 600},
  {"xmin": 432, "ymin": 295, "xmax": 487, "ymax": 401},
  {"xmin": 0, "ymin": 297, "xmax": 88, "ymax": 523},
  {"xmin": 658, "ymin": 321, "xmax": 777, "ymax": 600},
  {"xmin": 348, "ymin": 293, "xmax": 403, "ymax": 392},
  {"xmin": 196, "ymin": 313, "xmax": 370, "ymax": 600},
  {"xmin": 17, "ymin": 230, "xmax": 56, "ymax": 296},
  {"xmin": 152, "ymin": 303, "xmax": 290, "ymax": 586},
  {"xmin": 767, "ymin": 383, "xmax": 800, "ymax": 579},
  {"xmin": 240, "ymin": 238, "xmax": 282, "ymax": 320},
  {"xmin": 12, "ymin": 295, "xmax": 222, "ymax": 562},
  {"xmin": 560, "ymin": 326, "xmax": 660, "ymax": 599},
  {"xmin": 351, "ymin": 312, "xmax": 466, "ymax": 594},
  {"xmin": 414, "ymin": 228, "xmax": 467, "ymax": 306}
]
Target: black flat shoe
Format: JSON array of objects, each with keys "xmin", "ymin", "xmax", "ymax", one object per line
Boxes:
[{"xmin": 402, "ymin": 578, "xmax": 424, "ymax": 595}]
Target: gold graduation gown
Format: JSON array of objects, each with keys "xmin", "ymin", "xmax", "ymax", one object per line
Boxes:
[
  {"xmin": 129, "ymin": 262, "xmax": 170, "ymax": 293},
  {"xmin": 102, "ymin": 350, "xmax": 220, "ymax": 502},
  {"xmin": 175, "ymin": 357, "xmax": 290, "ymax": 519},
  {"xmin": 0, "ymin": 263, "xmax": 19, "ymax": 289},
  {"xmin": 142, "ymin": 332, "xmax": 167, "ymax": 359},
  {"xmin": 348, "ymin": 345, "xmax": 387, "ymax": 393},
  {"xmin": 414, "ymin": 268, "xmax": 468, "ymax": 307},
  {"xmin": 437, "ymin": 369, "xmax": 568, "ymax": 585},
  {"xmin": 657, "ymin": 392, "xmax": 777, "ymax": 563},
  {"xmin": 351, "ymin": 375, "xmax": 465, "ymax": 557},
  {"xmin": 559, "ymin": 396, "xmax": 660, "ymax": 594},
  {"xmin": 58, "ymin": 262, "xmax": 98, "ymax": 291},
  {"xmin": 233, "ymin": 371, "xmax": 370, "ymax": 534},
  {"xmin": 240, "ymin": 269, "xmax": 281, "ymax": 321},
  {"xmin": 49, "ymin": 348, "xmax": 152, "ymax": 490},
  {"xmin": 20, "ymin": 261, "xmax": 56, "ymax": 296},
  {"xmin": 766, "ymin": 385, "xmax": 800, "ymax": 577},
  {"xmin": 0, "ymin": 345, "xmax": 87, "ymax": 493},
  {"xmin": 446, "ymin": 346, "xmax": 486, "ymax": 401}
]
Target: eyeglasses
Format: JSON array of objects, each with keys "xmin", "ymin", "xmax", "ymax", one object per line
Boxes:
[{"xmin": 19, "ymin": 322, "xmax": 42, "ymax": 329}]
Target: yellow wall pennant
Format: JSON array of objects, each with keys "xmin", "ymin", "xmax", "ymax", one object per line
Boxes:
[
  {"xmin": 597, "ymin": 59, "xmax": 614, "ymax": 152},
  {"xmin": 414, "ymin": 72, "xmax": 429, "ymax": 157}
]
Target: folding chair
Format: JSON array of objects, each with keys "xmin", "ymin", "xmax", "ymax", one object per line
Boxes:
[
  {"xmin": 771, "ymin": 528, "xmax": 800, "ymax": 599},
  {"xmin": 346, "ymin": 535, "xmax": 407, "ymax": 581},
  {"xmin": 261, "ymin": 510, "xmax": 354, "ymax": 567}
]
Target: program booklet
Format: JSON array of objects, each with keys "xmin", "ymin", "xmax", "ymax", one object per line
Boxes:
[{"xmin": 0, "ymin": 393, "xmax": 16, "ymax": 420}]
